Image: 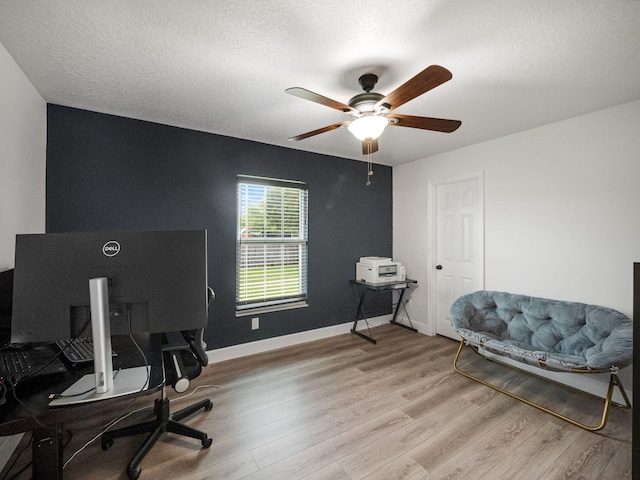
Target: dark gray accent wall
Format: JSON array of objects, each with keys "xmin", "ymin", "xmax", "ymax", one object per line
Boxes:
[{"xmin": 46, "ymin": 105, "xmax": 392, "ymax": 349}]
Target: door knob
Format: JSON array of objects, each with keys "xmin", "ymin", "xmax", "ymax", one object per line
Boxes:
[{"xmin": 436, "ymin": 265, "xmax": 443, "ymax": 270}]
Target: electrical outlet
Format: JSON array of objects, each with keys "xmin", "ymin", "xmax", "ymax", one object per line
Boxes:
[{"xmin": 252, "ymin": 317, "xmax": 259, "ymax": 330}]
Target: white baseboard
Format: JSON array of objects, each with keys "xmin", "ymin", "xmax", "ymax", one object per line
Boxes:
[
  {"xmin": 207, "ymin": 315, "xmax": 394, "ymax": 364},
  {"xmin": 395, "ymin": 314, "xmax": 429, "ymax": 335}
]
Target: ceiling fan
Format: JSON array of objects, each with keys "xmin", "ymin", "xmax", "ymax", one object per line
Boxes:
[{"xmin": 285, "ymin": 65, "xmax": 462, "ymax": 157}]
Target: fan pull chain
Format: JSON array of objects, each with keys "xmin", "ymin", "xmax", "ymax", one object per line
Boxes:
[{"xmin": 366, "ymin": 140, "xmax": 373, "ymax": 186}]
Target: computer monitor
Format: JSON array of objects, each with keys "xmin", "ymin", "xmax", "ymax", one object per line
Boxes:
[
  {"xmin": 11, "ymin": 230, "xmax": 208, "ymax": 405},
  {"xmin": 0, "ymin": 269, "xmax": 14, "ymax": 345}
]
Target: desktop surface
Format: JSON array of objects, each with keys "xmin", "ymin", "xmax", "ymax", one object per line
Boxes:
[
  {"xmin": 350, "ymin": 278, "xmax": 417, "ymax": 290},
  {"xmin": 0, "ymin": 333, "xmax": 163, "ymax": 437}
]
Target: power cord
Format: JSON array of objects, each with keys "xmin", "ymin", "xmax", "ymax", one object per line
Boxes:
[
  {"xmin": 62, "ymin": 384, "xmax": 220, "ymax": 470},
  {"xmin": 48, "ymin": 302, "xmax": 150, "ymax": 401},
  {"xmin": 63, "ymin": 400, "xmax": 151, "ymax": 469},
  {"xmin": 126, "ymin": 303, "xmax": 150, "ymax": 392}
]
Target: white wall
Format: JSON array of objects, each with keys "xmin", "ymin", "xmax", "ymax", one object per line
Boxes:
[
  {"xmin": 0, "ymin": 42, "xmax": 46, "ymax": 270},
  {"xmin": 0, "ymin": 39, "xmax": 46, "ymax": 469},
  {"xmin": 394, "ymin": 99, "xmax": 640, "ymax": 398}
]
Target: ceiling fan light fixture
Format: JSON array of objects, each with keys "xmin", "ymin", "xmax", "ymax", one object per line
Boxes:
[{"xmin": 347, "ymin": 115, "xmax": 388, "ymax": 141}]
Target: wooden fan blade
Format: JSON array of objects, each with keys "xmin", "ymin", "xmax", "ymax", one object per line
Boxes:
[
  {"xmin": 387, "ymin": 114, "xmax": 461, "ymax": 133},
  {"xmin": 288, "ymin": 121, "xmax": 349, "ymax": 141},
  {"xmin": 361, "ymin": 138, "xmax": 379, "ymax": 155},
  {"xmin": 286, "ymin": 87, "xmax": 357, "ymax": 113},
  {"xmin": 375, "ymin": 65, "xmax": 453, "ymax": 112}
]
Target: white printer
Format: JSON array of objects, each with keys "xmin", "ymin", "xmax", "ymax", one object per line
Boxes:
[{"xmin": 356, "ymin": 257, "xmax": 406, "ymax": 284}]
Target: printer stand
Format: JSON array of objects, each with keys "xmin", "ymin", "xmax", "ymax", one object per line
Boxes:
[{"xmin": 349, "ymin": 279, "xmax": 418, "ymax": 344}]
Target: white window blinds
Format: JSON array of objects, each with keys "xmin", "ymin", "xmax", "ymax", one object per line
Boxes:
[{"xmin": 236, "ymin": 176, "xmax": 308, "ymax": 311}]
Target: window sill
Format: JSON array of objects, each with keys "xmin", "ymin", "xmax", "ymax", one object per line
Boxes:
[{"xmin": 235, "ymin": 301, "xmax": 308, "ymax": 317}]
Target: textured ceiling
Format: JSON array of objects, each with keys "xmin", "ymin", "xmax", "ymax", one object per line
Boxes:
[{"xmin": 1, "ymin": 0, "xmax": 640, "ymax": 166}]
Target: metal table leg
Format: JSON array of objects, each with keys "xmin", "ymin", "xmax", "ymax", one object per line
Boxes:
[
  {"xmin": 390, "ymin": 287, "xmax": 417, "ymax": 332},
  {"xmin": 351, "ymin": 286, "xmax": 377, "ymax": 344}
]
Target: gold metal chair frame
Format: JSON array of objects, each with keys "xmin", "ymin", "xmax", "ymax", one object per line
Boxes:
[{"xmin": 453, "ymin": 338, "xmax": 632, "ymax": 432}]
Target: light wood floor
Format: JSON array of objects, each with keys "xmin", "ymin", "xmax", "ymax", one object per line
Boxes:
[{"xmin": 3, "ymin": 325, "xmax": 632, "ymax": 479}]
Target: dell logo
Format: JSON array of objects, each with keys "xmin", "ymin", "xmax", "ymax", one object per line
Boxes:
[{"xmin": 102, "ymin": 241, "xmax": 121, "ymax": 257}]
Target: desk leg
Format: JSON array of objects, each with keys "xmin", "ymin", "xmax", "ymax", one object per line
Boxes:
[
  {"xmin": 390, "ymin": 288, "xmax": 418, "ymax": 333},
  {"xmin": 351, "ymin": 287, "xmax": 377, "ymax": 344},
  {"xmin": 33, "ymin": 427, "xmax": 63, "ymax": 480}
]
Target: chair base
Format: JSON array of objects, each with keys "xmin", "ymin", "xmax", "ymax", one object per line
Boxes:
[
  {"xmin": 102, "ymin": 395, "xmax": 213, "ymax": 480},
  {"xmin": 453, "ymin": 340, "xmax": 631, "ymax": 432}
]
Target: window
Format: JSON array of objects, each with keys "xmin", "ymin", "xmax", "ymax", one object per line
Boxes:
[{"xmin": 236, "ymin": 175, "xmax": 308, "ymax": 314}]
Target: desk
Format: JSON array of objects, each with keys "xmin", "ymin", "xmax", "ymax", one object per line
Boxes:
[
  {"xmin": 350, "ymin": 279, "xmax": 418, "ymax": 344},
  {"xmin": 0, "ymin": 334, "xmax": 163, "ymax": 480}
]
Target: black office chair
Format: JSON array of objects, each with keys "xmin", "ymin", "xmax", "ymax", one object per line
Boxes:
[{"xmin": 101, "ymin": 288, "xmax": 215, "ymax": 480}]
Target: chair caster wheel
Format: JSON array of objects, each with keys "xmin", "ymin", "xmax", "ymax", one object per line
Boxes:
[
  {"xmin": 127, "ymin": 466, "xmax": 141, "ymax": 480},
  {"xmin": 205, "ymin": 400, "xmax": 213, "ymax": 411},
  {"xmin": 101, "ymin": 438, "xmax": 114, "ymax": 450},
  {"xmin": 202, "ymin": 436, "xmax": 212, "ymax": 448}
]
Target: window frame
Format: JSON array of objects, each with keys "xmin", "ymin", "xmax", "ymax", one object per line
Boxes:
[{"xmin": 235, "ymin": 175, "xmax": 309, "ymax": 316}]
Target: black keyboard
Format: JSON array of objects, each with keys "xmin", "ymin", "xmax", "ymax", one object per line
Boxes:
[
  {"xmin": 0, "ymin": 350, "xmax": 31, "ymax": 379},
  {"xmin": 0, "ymin": 346, "xmax": 67, "ymax": 384},
  {"xmin": 56, "ymin": 337, "xmax": 117, "ymax": 364}
]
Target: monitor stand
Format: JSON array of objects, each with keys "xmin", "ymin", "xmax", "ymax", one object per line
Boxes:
[{"xmin": 50, "ymin": 277, "xmax": 149, "ymax": 407}]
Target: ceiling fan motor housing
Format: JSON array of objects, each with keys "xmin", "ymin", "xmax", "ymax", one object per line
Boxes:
[
  {"xmin": 349, "ymin": 73, "xmax": 387, "ymax": 115},
  {"xmin": 348, "ymin": 92, "xmax": 385, "ymax": 114}
]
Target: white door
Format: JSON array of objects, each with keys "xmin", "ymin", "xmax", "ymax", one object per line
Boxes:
[{"xmin": 434, "ymin": 177, "xmax": 484, "ymax": 339}]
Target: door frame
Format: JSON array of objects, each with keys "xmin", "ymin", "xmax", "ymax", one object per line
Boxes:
[{"xmin": 426, "ymin": 171, "xmax": 485, "ymax": 336}]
